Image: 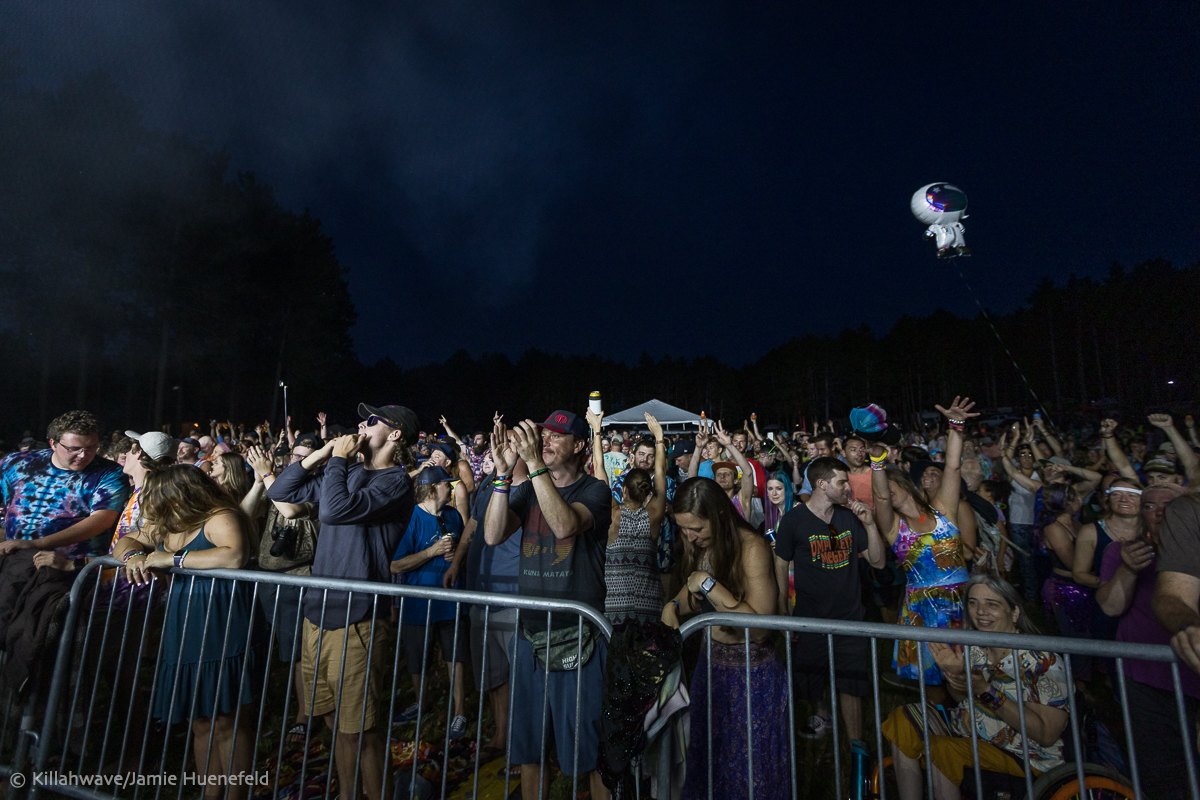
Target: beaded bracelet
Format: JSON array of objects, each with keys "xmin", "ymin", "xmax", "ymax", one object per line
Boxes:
[
  {"xmin": 975, "ymin": 688, "xmax": 1007, "ymax": 712},
  {"xmin": 870, "ymin": 461, "xmax": 885, "ymax": 472},
  {"xmin": 528, "ymin": 467, "xmax": 550, "ymax": 480},
  {"xmin": 494, "ymin": 474, "xmax": 513, "ymax": 485},
  {"xmin": 948, "ymin": 418, "xmax": 965, "ymax": 430},
  {"xmin": 122, "ymin": 550, "xmax": 146, "ymax": 564}
]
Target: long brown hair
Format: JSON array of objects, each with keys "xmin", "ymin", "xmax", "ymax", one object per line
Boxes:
[
  {"xmin": 213, "ymin": 451, "xmax": 252, "ymax": 501},
  {"xmin": 675, "ymin": 477, "xmax": 755, "ymax": 603},
  {"xmin": 885, "ymin": 467, "xmax": 936, "ymax": 519},
  {"xmin": 139, "ymin": 464, "xmax": 247, "ymax": 544}
]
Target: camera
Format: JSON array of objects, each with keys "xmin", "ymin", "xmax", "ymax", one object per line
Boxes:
[{"xmin": 269, "ymin": 524, "xmax": 298, "ymax": 559}]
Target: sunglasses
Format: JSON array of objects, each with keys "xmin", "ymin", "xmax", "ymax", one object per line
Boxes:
[{"xmin": 366, "ymin": 415, "xmax": 400, "ymax": 430}]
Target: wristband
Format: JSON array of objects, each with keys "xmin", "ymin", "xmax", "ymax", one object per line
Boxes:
[
  {"xmin": 528, "ymin": 467, "xmax": 550, "ymax": 480},
  {"xmin": 975, "ymin": 687, "xmax": 1007, "ymax": 712},
  {"xmin": 260, "ymin": 473, "xmax": 273, "ymax": 480},
  {"xmin": 869, "ymin": 453, "xmax": 887, "ymax": 464},
  {"xmin": 870, "ymin": 461, "xmax": 885, "ymax": 472},
  {"xmin": 122, "ymin": 550, "xmax": 146, "ymax": 564},
  {"xmin": 174, "ymin": 551, "xmax": 188, "ymax": 569},
  {"xmin": 494, "ymin": 474, "xmax": 512, "ymax": 485},
  {"xmin": 948, "ymin": 419, "xmax": 965, "ymax": 431},
  {"xmin": 492, "ymin": 487, "xmax": 509, "ymax": 495}
]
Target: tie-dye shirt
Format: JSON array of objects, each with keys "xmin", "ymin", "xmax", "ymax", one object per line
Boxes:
[{"xmin": 0, "ymin": 449, "xmax": 129, "ymax": 561}]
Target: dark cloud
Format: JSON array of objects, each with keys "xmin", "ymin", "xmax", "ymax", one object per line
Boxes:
[{"xmin": 4, "ymin": 2, "xmax": 1199, "ymax": 366}]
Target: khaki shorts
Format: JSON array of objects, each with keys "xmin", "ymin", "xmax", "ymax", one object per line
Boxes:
[{"xmin": 300, "ymin": 618, "xmax": 389, "ymax": 733}]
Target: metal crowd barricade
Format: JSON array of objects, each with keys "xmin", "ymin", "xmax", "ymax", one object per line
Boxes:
[
  {"xmin": 0, "ymin": 557, "xmax": 611, "ymax": 800},
  {"xmin": 678, "ymin": 612, "xmax": 1198, "ymax": 800}
]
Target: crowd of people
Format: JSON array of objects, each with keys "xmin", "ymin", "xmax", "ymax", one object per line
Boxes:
[{"xmin": 3, "ymin": 398, "xmax": 1200, "ymax": 800}]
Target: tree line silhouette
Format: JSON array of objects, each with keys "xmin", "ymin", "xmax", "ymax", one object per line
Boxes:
[{"xmin": 2, "ymin": 67, "xmax": 1196, "ymax": 444}]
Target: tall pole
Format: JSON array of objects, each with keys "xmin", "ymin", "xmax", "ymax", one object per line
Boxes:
[{"xmin": 279, "ymin": 381, "xmax": 289, "ymax": 432}]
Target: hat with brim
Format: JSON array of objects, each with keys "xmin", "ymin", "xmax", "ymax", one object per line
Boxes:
[
  {"xmin": 850, "ymin": 404, "xmax": 902, "ymax": 446},
  {"xmin": 910, "ymin": 460, "xmax": 943, "ymax": 485},
  {"xmin": 359, "ymin": 403, "xmax": 419, "ymax": 443},
  {"xmin": 415, "ymin": 465, "xmax": 453, "ymax": 486},
  {"xmin": 126, "ymin": 430, "xmax": 177, "ymax": 461},
  {"xmin": 670, "ymin": 441, "xmax": 695, "ymax": 460},
  {"xmin": 294, "ymin": 433, "xmax": 324, "ymax": 450},
  {"xmin": 429, "ymin": 442, "xmax": 457, "ymax": 462},
  {"xmin": 543, "ymin": 410, "xmax": 587, "ymax": 440},
  {"xmin": 1144, "ymin": 457, "xmax": 1177, "ymax": 475},
  {"xmin": 712, "ymin": 461, "xmax": 739, "ymax": 476}
]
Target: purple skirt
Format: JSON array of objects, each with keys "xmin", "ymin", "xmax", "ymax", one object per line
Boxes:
[
  {"xmin": 1042, "ymin": 574, "xmax": 1096, "ymax": 681},
  {"xmin": 683, "ymin": 639, "xmax": 789, "ymax": 800}
]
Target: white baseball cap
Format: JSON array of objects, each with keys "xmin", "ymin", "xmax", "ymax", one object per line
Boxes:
[{"xmin": 125, "ymin": 431, "xmax": 177, "ymax": 460}]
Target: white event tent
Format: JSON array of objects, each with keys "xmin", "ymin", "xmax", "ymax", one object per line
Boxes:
[{"xmin": 599, "ymin": 399, "xmax": 702, "ymax": 433}]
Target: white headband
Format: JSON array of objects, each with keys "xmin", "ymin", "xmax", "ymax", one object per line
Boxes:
[{"xmin": 1106, "ymin": 486, "xmax": 1142, "ymax": 496}]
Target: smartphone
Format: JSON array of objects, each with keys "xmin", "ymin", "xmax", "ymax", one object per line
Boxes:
[{"xmin": 768, "ymin": 432, "xmax": 775, "ymax": 441}]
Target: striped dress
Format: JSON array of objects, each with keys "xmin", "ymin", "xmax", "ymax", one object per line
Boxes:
[{"xmin": 604, "ymin": 505, "xmax": 663, "ymax": 623}]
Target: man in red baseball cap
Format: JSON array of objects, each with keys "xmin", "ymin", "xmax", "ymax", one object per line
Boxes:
[{"xmin": 483, "ymin": 409, "xmax": 613, "ymax": 798}]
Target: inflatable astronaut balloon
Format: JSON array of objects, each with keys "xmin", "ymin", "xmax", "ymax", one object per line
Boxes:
[{"xmin": 911, "ymin": 183, "xmax": 971, "ymax": 258}]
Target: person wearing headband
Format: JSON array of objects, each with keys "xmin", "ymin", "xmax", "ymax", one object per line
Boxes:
[
  {"xmin": 1070, "ymin": 475, "xmax": 1144, "ymax": 658},
  {"xmin": 1098, "ymin": 483, "xmax": 1196, "ymax": 800}
]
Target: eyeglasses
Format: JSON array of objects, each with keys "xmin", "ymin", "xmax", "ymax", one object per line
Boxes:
[
  {"xmin": 366, "ymin": 415, "xmax": 400, "ymax": 430},
  {"xmin": 54, "ymin": 441, "xmax": 100, "ymax": 455}
]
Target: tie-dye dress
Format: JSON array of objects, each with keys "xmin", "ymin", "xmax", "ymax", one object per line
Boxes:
[{"xmin": 892, "ymin": 511, "xmax": 968, "ymax": 684}]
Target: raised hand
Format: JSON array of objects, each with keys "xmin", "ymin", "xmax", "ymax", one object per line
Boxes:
[
  {"xmin": 317, "ymin": 411, "xmax": 327, "ymax": 426},
  {"xmin": 928, "ymin": 642, "xmax": 965, "ymax": 676},
  {"xmin": 645, "ymin": 413, "xmax": 663, "ymax": 442},
  {"xmin": 713, "ymin": 420, "xmax": 733, "ymax": 447},
  {"xmin": 694, "ymin": 420, "xmax": 710, "ymax": 448},
  {"xmin": 246, "ymin": 445, "xmax": 273, "ymax": 476},
  {"xmin": 585, "ymin": 408, "xmax": 604, "ymax": 434},
  {"xmin": 490, "ymin": 419, "xmax": 517, "ymax": 475},
  {"xmin": 510, "ymin": 420, "xmax": 545, "ymax": 469},
  {"xmin": 934, "ymin": 396, "xmax": 979, "ymax": 423},
  {"xmin": 1100, "ymin": 418, "xmax": 1118, "ymax": 438},
  {"xmin": 1148, "ymin": 413, "xmax": 1175, "ymax": 430}
]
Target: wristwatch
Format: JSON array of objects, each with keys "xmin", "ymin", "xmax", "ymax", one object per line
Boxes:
[{"xmin": 700, "ymin": 576, "xmax": 717, "ymax": 596}]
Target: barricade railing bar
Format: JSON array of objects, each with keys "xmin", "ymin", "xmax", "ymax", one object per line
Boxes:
[
  {"xmin": 2, "ymin": 557, "xmax": 1196, "ymax": 800},
  {"xmin": 1, "ymin": 557, "xmax": 612, "ymax": 800},
  {"xmin": 679, "ymin": 612, "xmax": 1197, "ymax": 800}
]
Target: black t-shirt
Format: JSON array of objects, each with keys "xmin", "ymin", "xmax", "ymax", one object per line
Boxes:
[
  {"xmin": 509, "ymin": 472, "xmax": 612, "ymax": 632},
  {"xmin": 774, "ymin": 503, "xmax": 868, "ymax": 622}
]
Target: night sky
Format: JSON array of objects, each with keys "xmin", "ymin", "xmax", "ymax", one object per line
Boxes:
[{"xmin": 5, "ymin": 2, "xmax": 1199, "ymax": 367}]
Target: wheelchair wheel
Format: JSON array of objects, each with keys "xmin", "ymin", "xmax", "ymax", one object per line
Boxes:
[{"xmin": 1027, "ymin": 762, "xmax": 1135, "ymax": 800}]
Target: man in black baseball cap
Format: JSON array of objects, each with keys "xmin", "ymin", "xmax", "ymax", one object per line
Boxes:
[
  {"xmin": 267, "ymin": 401, "xmax": 419, "ymax": 800},
  {"xmin": 358, "ymin": 403, "xmax": 419, "ymax": 444},
  {"xmin": 669, "ymin": 440, "xmax": 695, "ymax": 483}
]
